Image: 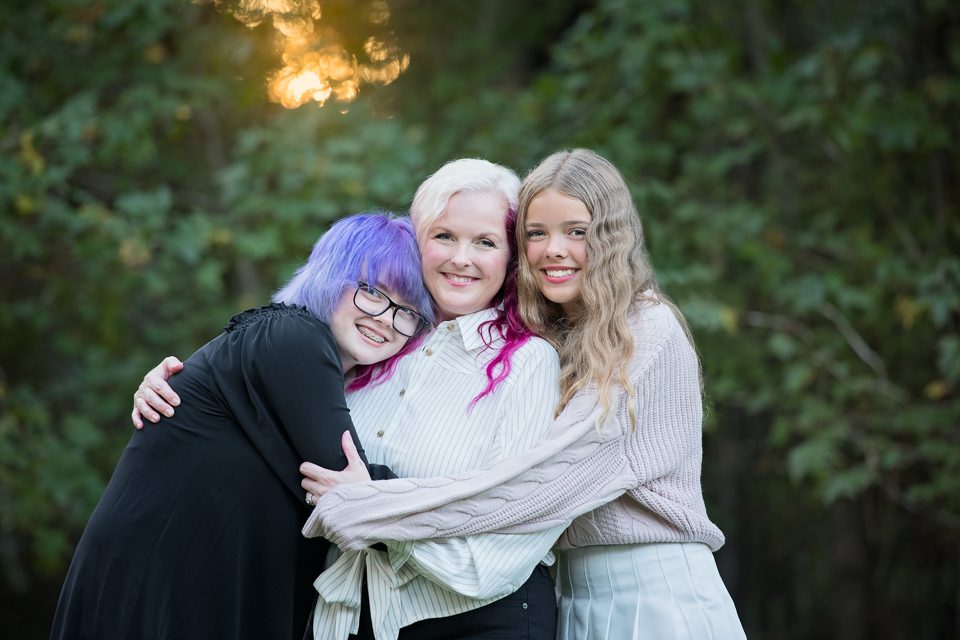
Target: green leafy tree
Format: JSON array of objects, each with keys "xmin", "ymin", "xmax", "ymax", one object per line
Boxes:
[
  {"xmin": 0, "ymin": 0, "xmax": 422, "ymax": 622},
  {"xmin": 3, "ymin": 0, "xmax": 958, "ymax": 637},
  {"xmin": 504, "ymin": 0, "xmax": 959, "ymax": 636}
]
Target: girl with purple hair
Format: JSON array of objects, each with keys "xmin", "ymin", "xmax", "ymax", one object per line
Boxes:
[
  {"xmin": 51, "ymin": 212, "xmax": 433, "ymax": 640},
  {"xmin": 129, "ymin": 160, "xmax": 563, "ymax": 640}
]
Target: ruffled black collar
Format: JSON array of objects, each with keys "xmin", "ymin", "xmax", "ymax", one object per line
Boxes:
[{"xmin": 224, "ymin": 303, "xmax": 312, "ymax": 332}]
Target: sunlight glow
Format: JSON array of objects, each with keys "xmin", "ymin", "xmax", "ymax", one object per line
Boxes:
[{"xmin": 199, "ymin": 0, "xmax": 407, "ymax": 108}]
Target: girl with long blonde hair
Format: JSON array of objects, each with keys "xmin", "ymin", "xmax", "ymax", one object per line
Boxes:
[
  {"xmin": 516, "ymin": 147, "xmax": 696, "ymax": 428},
  {"xmin": 302, "ymin": 149, "xmax": 746, "ymax": 639}
]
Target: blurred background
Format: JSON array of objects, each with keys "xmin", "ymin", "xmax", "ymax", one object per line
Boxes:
[{"xmin": 2, "ymin": 0, "xmax": 958, "ymax": 638}]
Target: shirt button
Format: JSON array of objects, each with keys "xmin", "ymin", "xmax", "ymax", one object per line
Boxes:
[
  {"xmin": 399, "ymin": 389, "xmax": 406, "ymax": 397},
  {"xmin": 425, "ymin": 348, "xmax": 433, "ymax": 356},
  {"xmin": 522, "ymin": 602, "xmax": 528, "ymax": 610},
  {"xmin": 376, "ymin": 430, "xmax": 385, "ymax": 438},
  {"xmin": 447, "ymin": 324, "xmax": 455, "ymax": 332}
]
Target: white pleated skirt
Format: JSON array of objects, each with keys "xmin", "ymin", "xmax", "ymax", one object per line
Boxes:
[{"xmin": 557, "ymin": 543, "xmax": 746, "ymax": 640}]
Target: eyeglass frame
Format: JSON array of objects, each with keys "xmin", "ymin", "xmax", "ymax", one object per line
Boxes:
[{"xmin": 353, "ymin": 281, "xmax": 429, "ymax": 338}]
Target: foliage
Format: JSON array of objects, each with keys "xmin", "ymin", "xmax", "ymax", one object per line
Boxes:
[
  {"xmin": 511, "ymin": 0, "xmax": 960, "ymax": 635},
  {"xmin": 2, "ymin": 0, "xmax": 958, "ymax": 637},
  {"xmin": 0, "ymin": 0, "xmax": 424, "ymax": 593}
]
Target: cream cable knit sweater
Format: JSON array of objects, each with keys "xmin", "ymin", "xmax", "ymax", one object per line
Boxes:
[{"xmin": 304, "ymin": 299, "xmax": 725, "ymax": 553}]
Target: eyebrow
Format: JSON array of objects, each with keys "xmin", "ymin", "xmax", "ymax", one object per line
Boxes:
[
  {"xmin": 524, "ymin": 219, "xmax": 590, "ymax": 226},
  {"xmin": 431, "ymin": 224, "xmax": 506, "ymax": 241}
]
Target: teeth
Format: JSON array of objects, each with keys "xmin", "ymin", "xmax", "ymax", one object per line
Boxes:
[
  {"xmin": 545, "ymin": 268, "xmax": 577, "ymax": 277},
  {"xmin": 445, "ymin": 274, "xmax": 474, "ymax": 283},
  {"xmin": 357, "ymin": 325, "xmax": 385, "ymax": 344}
]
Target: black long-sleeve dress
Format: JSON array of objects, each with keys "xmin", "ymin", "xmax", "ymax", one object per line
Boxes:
[{"xmin": 51, "ymin": 304, "xmax": 386, "ymax": 640}]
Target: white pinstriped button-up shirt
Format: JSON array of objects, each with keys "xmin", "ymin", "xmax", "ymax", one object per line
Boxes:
[{"xmin": 311, "ymin": 307, "xmax": 565, "ymax": 640}]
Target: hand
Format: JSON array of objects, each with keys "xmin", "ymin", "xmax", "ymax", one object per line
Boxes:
[
  {"xmin": 301, "ymin": 431, "xmax": 372, "ymax": 504},
  {"xmin": 131, "ymin": 356, "xmax": 184, "ymax": 429}
]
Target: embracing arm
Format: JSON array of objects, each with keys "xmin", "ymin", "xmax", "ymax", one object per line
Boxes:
[
  {"xmin": 125, "ymin": 337, "xmax": 363, "ymax": 474},
  {"xmin": 127, "ymin": 321, "xmax": 395, "ymax": 480},
  {"xmin": 304, "ymin": 388, "xmax": 630, "ymax": 551},
  {"xmin": 248, "ymin": 316, "xmax": 369, "ymax": 474},
  {"xmin": 241, "ymin": 315, "xmax": 399, "ymax": 485},
  {"xmin": 304, "ymin": 316, "xmax": 694, "ymax": 552},
  {"xmin": 304, "ymin": 339, "xmax": 567, "ymax": 598},
  {"xmin": 376, "ymin": 342, "xmax": 566, "ymax": 599}
]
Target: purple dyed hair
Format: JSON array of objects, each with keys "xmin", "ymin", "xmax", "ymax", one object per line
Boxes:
[{"xmin": 272, "ymin": 211, "xmax": 434, "ymax": 389}]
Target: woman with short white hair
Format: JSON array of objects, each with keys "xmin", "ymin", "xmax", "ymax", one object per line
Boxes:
[{"xmin": 132, "ymin": 158, "xmax": 564, "ymax": 640}]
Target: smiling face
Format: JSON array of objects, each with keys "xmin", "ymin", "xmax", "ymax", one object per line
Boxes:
[
  {"xmin": 419, "ymin": 190, "xmax": 511, "ymax": 320},
  {"xmin": 524, "ymin": 188, "xmax": 592, "ymax": 315},
  {"xmin": 327, "ymin": 285, "xmax": 414, "ymax": 372}
]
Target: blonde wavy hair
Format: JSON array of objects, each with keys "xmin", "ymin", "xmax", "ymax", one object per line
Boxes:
[{"xmin": 516, "ymin": 149, "xmax": 697, "ymax": 428}]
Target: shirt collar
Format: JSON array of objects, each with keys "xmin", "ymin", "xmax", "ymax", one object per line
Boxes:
[{"xmin": 435, "ymin": 307, "xmax": 502, "ymax": 353}]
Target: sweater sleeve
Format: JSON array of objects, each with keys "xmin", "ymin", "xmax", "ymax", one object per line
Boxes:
[
  {"xmin": 376, "ymin": 341, "xmax": 565, "ymax": 599},
  {"xmin": 303, "ymin": 385, "xmax": 629, "ymax": 550},
  {"xmin": 303, "ymin": 308, "xmax": 691, "ymax": 552},
  {"xmin": 302, "ymin": 323, "xmax": 684, "ymax": 551}
]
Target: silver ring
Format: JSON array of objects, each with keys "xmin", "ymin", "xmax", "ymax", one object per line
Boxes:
[{"xmin": 305, "ymin": 492, "xmax": 314, "ymax": 507}]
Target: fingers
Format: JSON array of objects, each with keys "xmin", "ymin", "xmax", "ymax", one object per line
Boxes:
[
  {"xmin": 152, "ymin": 379, "xmax": 180, "ymax": 408},
  {"xmin": 302, "ymin": 481, "xmax": 327, "ymax": 498},
  {"xmin": 147, "ymin": 373, "xmax": 180, "ymax": 407},
  {"xmin": 143, "ymin": 361, "xmax": 180, "ymax": 408},
  {"xmin": 300, "ymin": 461, "xmax": 323, "ymax": 480},
  {"xmin": 161, "ymin": 356, "xmax": 184, "ymax": 378},
  {"xmin": 133, "ymin": 394, "xmax": 163, "ymax": 424},
  {"xmin": 300, "ymin": 462, "xmax": 341, "ymax": 497},
  {"xmin": 341, "ymin": 431, "xmax": 364, "ymax": 468},
  {"xmin": 300, "ymin": 462, "xmax": 331, "ymax": 486},
  {"xmin": 301, "ymin": 475, "xmax": 333, "ymax": 498},
  {"xmin": 136, "ymin": 383, "xmax": 175, "ymax": 418},
  {"xmin": 340, "ymin": 432, "xmax": 372, "ymax": 482},
  {"xmin": 132, "ymin": 406, "xmax": 144, "ymax": 430}
]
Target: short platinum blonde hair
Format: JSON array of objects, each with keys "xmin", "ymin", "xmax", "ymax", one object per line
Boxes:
[
  {"xmin": 409, "ymin": 158, "xmax": 521, "ymax": 243},
  {"xmin": 408, "ymin": 158, "xmax": 532, "ymax": 404}
]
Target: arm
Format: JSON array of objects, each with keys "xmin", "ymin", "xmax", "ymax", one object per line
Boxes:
[
  {"xmin": 302, "ymin": 340, "xmax": 567, "ymax": 598},
  {"xmin": 305, "ymin": 392, "xmax": 628, "ymax": 550},
  {"xmin": 302, "ymin": 447, "xmax": 558, "ymax": 580},
  {"xmin": 244, "ymin": 314, "xmax": 374, "ymax": 476},
  {"xmin": 305, "ymin": 321, "xmax": 690, "ymax": 551},
  {"xmin": 378, "ymin": 342, "xmax": 566, "ymax": 599},
  {"xmin": 129, "ymin": 318, "xmax": 395, "ymax": 482}
]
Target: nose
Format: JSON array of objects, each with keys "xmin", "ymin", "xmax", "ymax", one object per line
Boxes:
[
  {"xmin": 371, "ymin": 308, "xmax": 394, "ymax": 329},
  {"xmin": 451, "ymin": 242, "xmax": 472, "ymax": 269},
  {"xmin": 545, "ymin": 236, "xmax": 568, "ymax": 259}
]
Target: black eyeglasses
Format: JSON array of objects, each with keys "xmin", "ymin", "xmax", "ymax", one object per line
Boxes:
[{"xmin": 354, "ymin": 282, "xmax": 428, "ymax": 337}]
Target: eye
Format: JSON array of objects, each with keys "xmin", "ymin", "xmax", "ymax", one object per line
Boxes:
[
  {"xmin": 433, "ymin": 231, "xmax": 454, "ymax": 242},
  {"xmin": 569, "ymin": 227, "xmax": 588, "ymax": 238},
  {"xmin": 358, "ymin": 283, "xmax": 385, "ymax": 301},
  {"xmin": 395, "ymin": 307, "xmax": 419, "ymax": 322},
  {"xmin": 525, "ymin": 229, "xmax": 545, "ymax": 239},
  {"xmin": 476, "ymin": 238, "xmax": 497, "ymax": 249}
]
